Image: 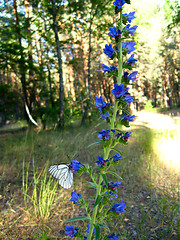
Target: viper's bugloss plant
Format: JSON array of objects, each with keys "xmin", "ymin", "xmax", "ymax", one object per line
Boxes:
[{"xmin": 63, "ymin": 0, "xmax": 138, "ymax": 239}]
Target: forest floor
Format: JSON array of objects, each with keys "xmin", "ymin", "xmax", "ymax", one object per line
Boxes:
[{"xmin": 0, "ymin": 108, "xmax": 180, "ymax": 240}]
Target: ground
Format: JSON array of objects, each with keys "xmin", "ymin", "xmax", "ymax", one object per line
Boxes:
[{"xmin": 0, "ymin": 108, "xmax": 179, "ymax": 239}]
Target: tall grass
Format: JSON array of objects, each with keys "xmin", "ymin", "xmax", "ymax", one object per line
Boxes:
[
  {"xmin": 21, "ymin": 129, "xmax": 59, "ymax": 220},
  {"xmin": 22, "ymin": 163, "xmax": 58, "ymax": 220}
]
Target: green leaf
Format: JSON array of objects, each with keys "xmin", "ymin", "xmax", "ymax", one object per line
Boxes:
[
  {"xmin": 111, "ymin": 147, "xmax": 122, "ymax": 155},
  {"xmin": 88, "ymin": 167, "xmax": 92, "ymax": 175},
  {"xmin": 64, "ymin": 216, "xmax": 90, "ymax": 223},
  {"xmin": 97, "ymin": 222, "xmax": 110, "ymax": 231},
  {"xmin": 88, "ymin": 141, "xmax": 102, "ymax": 148},
  {"xmin": 95, "ymin": 224, "xmax": 100, "ymax": 240},
  {"xmin": 107, "ymin": 171, "xmax": 122, "ymax": 180},
  {"xmin": 94, "ymin": 195, "xmax": 102, "ymax": 208},
  {"xmin": 82, "ymin": 181, "xmax": 97, "ymax": 188},
  {"xmin": 77, "ymin": 165, "xmax": 86, "ymax": 176},
  {"xmin": 102, "ymin": 174, "xmax": 108, "ymax": 187}
]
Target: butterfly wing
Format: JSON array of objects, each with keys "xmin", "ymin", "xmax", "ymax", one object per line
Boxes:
[{"xmin": 49, "ymin": 164, "xmax": 73, "ymax": 189}]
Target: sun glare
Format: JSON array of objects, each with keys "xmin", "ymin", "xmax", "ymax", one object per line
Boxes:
[
  {"xmin": 156, "ymin": 131, "xmax": 180, "ymax": 170},
  {"xmin": 137, "ymin": 111, "xmax": 180, "ymax": 171}
]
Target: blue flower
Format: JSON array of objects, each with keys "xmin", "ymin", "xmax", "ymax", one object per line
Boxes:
[
  {"xmin": 113, "ymin": 0, "xmax": 126, "ymax": 9},
  {"xmin": 123, "ymin": 72, "xmax": 129, "ymax": 80},
  {"xmin": 115, "ymin": 46, "xmax": 119, "ymax": 52},
  {"xmin": 110, "ymin": 66, "xmax": 118, "ymax": 71},
  {"xmin": 107, "ymin": 234, "xmax": 120, "ymax": 240},
  {"xmin": 86, "ymin": 224, "xmax": 95, "ymax": 234},
  {"xmin": 127, "ymin": 54, "xmax": 137, "ymax": 65},
  {"xmin": 96, "ymin": 156, "xmax": 108, "ymax": 167},
  {"xmin": 98, "ymin": 129, "xmax": 111, "ymax": 140},
  {"xmin": 65, "ymin": 225, "xmax": 79, "ymax": 237},
  {"xmin": 96, "ymin": 157, "xmax": 104, "ymax": 167},
  {"xmin": 115, "ymin": 133, "xmax": 122, "ymax": 138},
  {"xmin": 109, "ymin": 200, "xmax": 126, "ymax": 213},
  {"xmin": 104, "ymin": 190, "xmax": 118, "ymax": 200},
  {"xmin": 71, "ymin": 160, "xmax": 83, "ymax": 172},
  {"xmin": 108, "ymin": 26, "xmax": 121, "ymax": 38},
  {"xmin": 123, "ymin": 94, "xmax": 134, "ymax": 104},
  {"xmin": 95, "ymin": 96, "xmax": 107, "ymax": 111},
  {"xmin": 123, "ymin": 24, "xmax": 138, "ymax": 36},
  {"xmin": 70, "ymin": 190, "xmax": 82, "ymax": 204},
  {"xmin": 120, "ymin": 114, "xmax": 135, "ymax": 122},
  {"xmin": 109, "ymin": 181, "xmax": 122, "ymax": 190},
  {"xmin": 101, "ymin": 64, "xmax": 117, "ymax": 74},
  {"xmin": 124, "ymin": 71, "xmax": 138, "ymax": 82},
  {"xmin": 103, "ymin": 44, "xmax": 115, "ymax": 58},
  {"xmin": 129, "ymin": 71, "xmax": 138, "ymax": 82},
  {"xmin": 123, "ymin": 11, "xmax": 136, "ymax": 23},
  {"xmin": 101, "ymin": 64, "xmax": 111, "ymax": 73},
  {"xmin": 115, "ymin": 132, "xmax": 123, "ymax": 138},
  {"xmin": 122, "ymin": 41, "xmax": 135, "ymax": 54},
  {"xmin": 112, "ymin": 153, "xmax": 122, "ymax": 161},
  {"xmin": 100, "ymin": 112, "xmax": 110, "ymax": 120},
  {"xmin": 122, "ymin": 132, "xmax": 132, "ymax": 141},
  {"xmin": 111, "ymin": 83, "xmax": 129, "ymax": 98}
]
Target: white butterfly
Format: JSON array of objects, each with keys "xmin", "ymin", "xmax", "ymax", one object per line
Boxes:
[{"xmin": 49, "ymin": 164, "xmax": 73, "ymax": 189}]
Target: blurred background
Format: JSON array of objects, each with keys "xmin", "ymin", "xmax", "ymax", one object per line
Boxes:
[{"xmin": 0, "ymin": 0, "xmax": 179, "ymax": 128}]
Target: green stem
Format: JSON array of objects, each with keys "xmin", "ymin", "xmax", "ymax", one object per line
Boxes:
[
  {"xmin": 118, "ymin": 10, "xmax": 123, "ymax": 85},
  {"xmin": 87, "ymin": 147, "xmax": 111, "ymax": 240},
  {"xmin": 87, "ymin": 10, "xmax": 123, "ymax": 240},
  {"xmin": 87, "ymin": 175, "xmax": 103, "ymax": 240},
  {"xmin": 110, "ymin": 101, "xmax": 118, "ymax": 130}
]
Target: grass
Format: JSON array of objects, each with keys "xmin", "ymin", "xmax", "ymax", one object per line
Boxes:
[
  {"xmin": 22, "ymin": 162, "xmax": 59, "ymax": 220},
  {"xmin": 0, "ymin": 110, "xmax": 180, "ymax": 239}
]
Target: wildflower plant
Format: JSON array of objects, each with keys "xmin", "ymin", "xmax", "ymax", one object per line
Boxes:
[{"xmin": 64, "ymin": 0, "xmax": 138, "ymax": 239}]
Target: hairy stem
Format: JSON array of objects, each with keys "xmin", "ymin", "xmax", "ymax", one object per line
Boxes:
[
  {"xmin": 88, "ymin": 10, "xmax": 123, "ymax": 240},
  {"xmin": 118, "ymin": 10, "xmax": 123, "ymax": 85}
]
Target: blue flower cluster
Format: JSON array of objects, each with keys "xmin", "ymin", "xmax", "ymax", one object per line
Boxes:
[
  {"xmin": 65, "ymin": 0, "xmax": 138, "ymax": 238},
  {"xmin": 96, "ymin": 156, "xmax": 108, "ymax": 167},
  {"xmin": 109, "ymin": 200, "xmax": 126, "ymax": 213},
  {"xmin": 98, "ymin": 129, "xmax": 111, "ymax": 140},
  {"xmin": 70, "ymin": 160, "xmax": 83, "ymax": 173}
]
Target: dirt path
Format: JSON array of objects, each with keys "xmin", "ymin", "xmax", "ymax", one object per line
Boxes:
[
  {"xmin": 135, "ymin": 109, "xmax": 180, "ymax": 169},
  {"xmin": 135, "ymin": 109, "xmax": 180, "ymax": 131}
]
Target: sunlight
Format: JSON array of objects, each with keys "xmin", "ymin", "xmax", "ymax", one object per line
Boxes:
[
  {"xmin": 157, "ymin": 131, "xmax": 180, "ymax": 170},
  {"xmin": 136, "ymin": 111, "xmax": 180, "ymax": 170}
]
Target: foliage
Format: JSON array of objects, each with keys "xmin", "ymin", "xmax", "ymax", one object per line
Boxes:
[
  {"xmin": 0, "ymin": 84, "xmax": 19, "ymax": 125},
  {"xmin": 0, "ymin": 0, "xmax": 179, "ymax": 128}
]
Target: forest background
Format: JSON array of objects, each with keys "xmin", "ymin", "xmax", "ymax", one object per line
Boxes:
[{"xmin": 0, "ymin": 0, "xmax": 179, "ymax": 128}]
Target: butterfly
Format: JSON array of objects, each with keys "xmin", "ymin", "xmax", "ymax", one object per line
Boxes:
[
  {"xmin": 49, "ymin": 164, "xmax": 73, "ymax": 189},
  {"xmin": 49, "ymin": 160, "xmax": 83, "ymax": 189}
]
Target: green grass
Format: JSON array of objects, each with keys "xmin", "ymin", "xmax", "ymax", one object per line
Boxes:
[{"xmin": 0, "ymin": 113, "xmax": 179, "ymax": 239}]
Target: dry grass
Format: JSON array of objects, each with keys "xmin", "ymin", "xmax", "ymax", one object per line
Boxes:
[{"xmin": 0, "ymin": 110, "xmax": 180, "ymax": 239}]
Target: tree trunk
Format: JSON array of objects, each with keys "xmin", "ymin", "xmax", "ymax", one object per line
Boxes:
[
  {"xmin": 13, "ymin": 0, "xmax": 29, "ymax": 123},
  {"xmin": 47, "ymin": 50, "xmax": 55, "ymax": 108},
  {"xmin": 24, "ymin": 0, "xmax": 35, "ymax": 114},
  {"xmin": 51, "ymin": 0, "xmax": 64, "ymax": 129},
  {"xmin": 167, "ymin": 74, "xmax": 173, "ymax": 109},
  {"xmin": 81, "ymin": 12, "xmax": 93, "ymax": 126}
]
